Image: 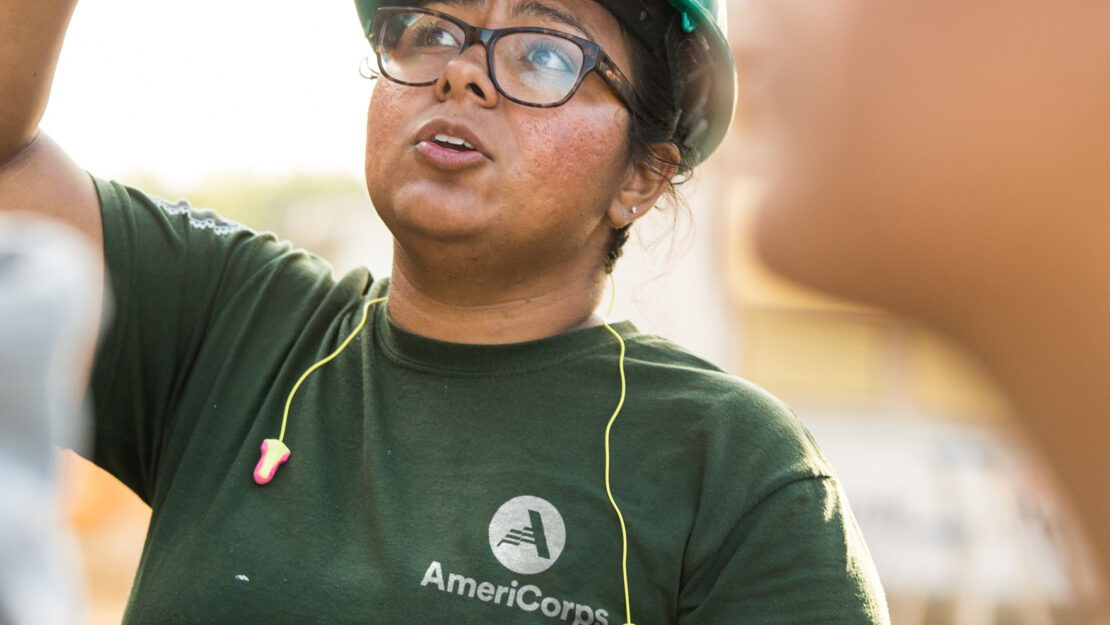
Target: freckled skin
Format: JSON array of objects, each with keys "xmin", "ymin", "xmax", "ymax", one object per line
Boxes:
[{"xmin": 364, "ymin": 0, "xmax": 636, "ymax": 298}]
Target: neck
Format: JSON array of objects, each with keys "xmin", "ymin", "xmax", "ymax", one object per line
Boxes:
[{"xmin": 384, "ymin": 255, "xmax": 607, "ymax": 344}]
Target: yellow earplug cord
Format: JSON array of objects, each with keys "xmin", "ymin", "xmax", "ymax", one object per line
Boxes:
[
  {"xmin": 600, "ymin": 273, "xmax": 634, "ymax": 625},
  {"xmin": 274, "ymin": 282, "xmax": 633, "ymax": 624},
  {"xmin": 277, "ymin": 296, "xmax": 388, "ymax": 443}
]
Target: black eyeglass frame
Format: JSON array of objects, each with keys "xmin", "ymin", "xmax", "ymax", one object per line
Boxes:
[{"xmin": 368, "ymin": 6, "xmax": 638, "ymax": 110}]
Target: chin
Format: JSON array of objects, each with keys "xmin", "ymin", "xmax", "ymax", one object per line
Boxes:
[{"xmin": 374, "ymin": 182, "xmax": 495, "ymax": 244}]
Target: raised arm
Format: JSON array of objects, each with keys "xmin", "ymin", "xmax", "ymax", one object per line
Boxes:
[
  {"xmin": 1, "ymin": 0, "xmax": 103, "ymax": 389},
  {"xmin": 0, "ymin": 0, "xmax": 101, "ymax": 244}
]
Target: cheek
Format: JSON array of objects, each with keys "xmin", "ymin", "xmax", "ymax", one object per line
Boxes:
[
  {"xmin": 364, "ymin": 81, "xmax": 405, "ymax": 173},
  {"xmin": 507, "ymin": 105, "xmax": 630, "ymax": 207},
  {"xmin": 364, "ymin": 79, "xmax": 429, "ymax": 206}
]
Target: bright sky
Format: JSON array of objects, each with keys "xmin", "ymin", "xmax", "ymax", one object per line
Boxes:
[{"xmin": 42, "ymin": 0, "xmax": 372, "ymax": 187}]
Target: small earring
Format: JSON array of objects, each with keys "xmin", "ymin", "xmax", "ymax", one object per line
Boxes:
[{"xmin": 630, "ymin": 206, "xmax": 638, "ymax": 215}]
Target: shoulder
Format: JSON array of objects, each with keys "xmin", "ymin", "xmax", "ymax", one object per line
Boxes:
[
  {"xmin": 95, "ymin": 176, "xmax": 272, "ymax": 265},
  {"xmin": 623, "ymin": 330, "xmax": 793, "ymax": 422},
  {"xmin": 90, "ymin": 176, "xmax": 375, "ymax": 406},
  {"xmin": 621, "ymin": 330, "xmax": 834, "ymax": 481},
  {"xmin": 92, "ymin": 176, "xmax": 362, "ymax": 298}
]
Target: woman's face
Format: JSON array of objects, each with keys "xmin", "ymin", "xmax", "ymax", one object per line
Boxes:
[
  {"xmin": 747, "ymin": 0, "xmax": 1110, "ymax": 319},
  {"xmin": 363, "ymin": 0, "xmax": 638, "ymax": 284}
]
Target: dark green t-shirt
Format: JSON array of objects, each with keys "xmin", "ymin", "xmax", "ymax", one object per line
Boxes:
[{"xmin": 89, "ymin": 177, "xmax": 889, "ymax": 624}]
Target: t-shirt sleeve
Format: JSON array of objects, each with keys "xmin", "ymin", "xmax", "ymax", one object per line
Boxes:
[
  {"xmin": 682, "ymin": 476, "xmax": 888, "ymax": 624},
  {"xmin": 87, "ymin": 177, "xmax": 346, "ymax": 504},
  {"xmin": 677, "ymin": 384, "xmax": 890, "ymax": 624}
]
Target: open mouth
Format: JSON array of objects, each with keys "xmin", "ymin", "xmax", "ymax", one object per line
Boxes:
[
  {"xmin": 431, "ymin": 133, "xmax": 477, "ymax": 152},
  {"xmin": 413, "ymin": 121, "xmax": 488, "ymax": 169}
]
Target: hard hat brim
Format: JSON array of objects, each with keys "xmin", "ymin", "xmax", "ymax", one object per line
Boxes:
[{"xmin": 665, "ymin": 0, "xmax": 737, "ymax": 163}]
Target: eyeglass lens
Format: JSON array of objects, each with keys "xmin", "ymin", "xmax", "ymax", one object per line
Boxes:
[{"xmin": 378, "ymin": 11, "xmax": 587, "ymax": 106}]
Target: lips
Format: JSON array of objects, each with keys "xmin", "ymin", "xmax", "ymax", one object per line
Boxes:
[{"xmin": 413, "ymin": 119, "xmax": 491, "ymax": 171}]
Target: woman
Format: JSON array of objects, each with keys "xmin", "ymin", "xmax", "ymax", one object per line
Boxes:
[{"xmin": 0, "ymin": 0, "xmax": 887, "ymax": 622}]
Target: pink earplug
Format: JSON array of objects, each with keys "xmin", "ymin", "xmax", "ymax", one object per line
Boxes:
[{"xmin": 254, "ymin": 438, "xmax": 290, "ymax": 485}]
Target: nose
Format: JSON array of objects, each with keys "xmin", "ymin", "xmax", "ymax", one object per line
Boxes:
[{"xmin": 435, "ymin": 43, "xmax": 499, "ymax": 108}]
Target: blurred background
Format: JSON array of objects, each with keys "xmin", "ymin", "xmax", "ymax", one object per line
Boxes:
[{"xmin": 41, "ymin": 0, "xmax": 1105, "ymax": 623}]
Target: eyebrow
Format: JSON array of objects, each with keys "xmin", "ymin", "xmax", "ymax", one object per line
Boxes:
[
  {"xmin": 429, "ymin": 0, "xmax": 597, "ymax": 41},
  {"xmin": 427, "ymin": 0, "xmax": 487, "ymax": 9},
  {"xmin": 513, "ymin": 1, "xmax": 597, "ymax": 41}
]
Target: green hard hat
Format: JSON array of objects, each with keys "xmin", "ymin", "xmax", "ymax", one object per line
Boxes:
[{"xmin": 354, "ymin": 0, "xmax": 737, "ymax": 163}]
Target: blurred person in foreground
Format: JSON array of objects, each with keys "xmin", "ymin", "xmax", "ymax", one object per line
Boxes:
[
  {"xmin": 0, "ymin": 0, "xmax": 888, "ymax": 622},
  {"xmin": 747, "ymin": 0, "xmax": 1110, "ymax": 599},
  {"xmin": 0, "ymin": 216, "xmax": 97, "ymax": 624}
]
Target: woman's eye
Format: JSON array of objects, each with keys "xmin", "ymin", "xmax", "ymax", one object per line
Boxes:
[
  {"xmin": 524, "ymin": 43, "xmax": 575, "ymax": 74},
  {"xmin": 413, "ymin": 24, "xmax": 459, "ymax": 48}
]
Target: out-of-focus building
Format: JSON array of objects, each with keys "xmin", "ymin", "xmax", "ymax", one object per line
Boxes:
[{"xmin": 64, "ymin": 452, "xmax": 149, "ymax": 625}]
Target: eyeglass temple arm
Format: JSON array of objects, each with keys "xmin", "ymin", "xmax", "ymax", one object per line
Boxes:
[{"xmin": 597, "ymin": 56, "xmax": 637, "ymax": 112}]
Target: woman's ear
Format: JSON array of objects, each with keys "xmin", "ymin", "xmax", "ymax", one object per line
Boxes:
[{"xmin": 606, "ymin": 142, "xmax": 680, "ymax": 228}]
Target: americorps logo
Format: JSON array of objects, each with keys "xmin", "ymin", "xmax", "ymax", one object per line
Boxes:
[
  {"xmin": 488, "ymin": 495, "xmax": 566, "ymax": 575},
  {"xmin": 417, "ymin": 495, "xmax": 610, "ymax": 625}
]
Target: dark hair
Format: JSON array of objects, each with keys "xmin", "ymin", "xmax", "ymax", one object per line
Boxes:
[{"xmin": 602, "ymin": 15, "xmax": 697, "ymax": 274}]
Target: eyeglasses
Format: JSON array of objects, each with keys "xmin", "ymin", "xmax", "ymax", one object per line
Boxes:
[{"xmin": 369, "ymin": 7, "xmax": 637, "ymax": 109}]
